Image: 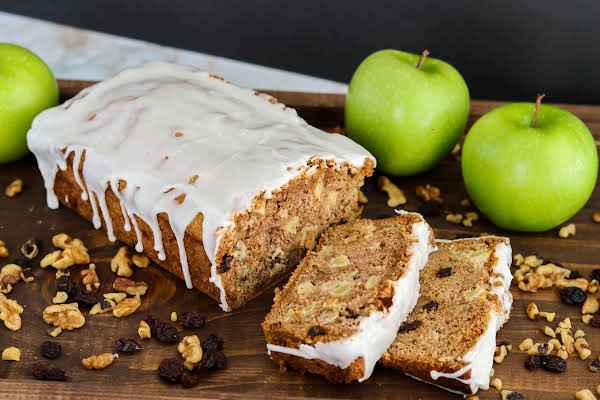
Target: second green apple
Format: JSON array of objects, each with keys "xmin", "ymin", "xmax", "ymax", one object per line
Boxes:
[{"xmin": 345, "ymin": 49, "xmax": 469, "ymax": 176}]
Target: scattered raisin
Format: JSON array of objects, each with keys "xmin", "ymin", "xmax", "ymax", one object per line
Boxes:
[
  {"xmin": 417, "ymin": 201, "xmax": 441, "ymax": 218},
  {"xmin": 422, "ymin": 301, "xmax": 438, "ymax": 312},
  {"xmin": 436, "ymin": 268, "xmax": 452, "ymax": 278},
  {"xmin": 31, "ymin": 363, "xmax": 48, "ymax": 380},
  {"xmin": 156, "ymin": 322, "xmax": 180, "ymax": 344},
  {"xmin": 525, "ymin": 355, "xmax": 542, "ymax": 370},
  {"xmin": 398, "ymin": 320, "xmax": 421, "ymax": 334},
  {"xmin": 180, "ymin": 311, "xmax": 205, "ymax": 329},
  {"xmin": 591, "ymin": 269, "xmax": 600, "ymax": 282},
  {"xmin": 74, "ymin": 288, "xmax": 99, "ymax": 309},
  {"xmin": 41, "ymin": 341, "xmax": 61, "ymax": 359},
  {"xmin": 566, "ymin": 270, "xmax": 582, "ymax": 280},
  {"xmin": 46, "ymin": 368, "xmax": 67, "ymax": 381},
  {"xmin": 100, "ymin": 300, "xmax": 112, "ymax": 310},
  {"xmin": 56, "ymin": 275, "xmax": 76, "ymax": 297},
  {"xmin": 218, "ymin": 255, "xmax": 232, "ymax": 273},
  {"xmin": 197, "ymin": 350, "xmax": 227, "ymax": 371},
  {"xmin": 144, "ymin": 314, "xmax": 160, "ymax": 336},
  {"xmin": 506, "ymin": 392, "xmax": 524, "ymax": 400},
  {"xmin": 590, "ymin": 359, "xmax": 600, "ymax": 372},
  {"xmin": 201, "ymin": 334, "xmax": 224, "ymax": 351},
  {"xmin": 307, "ymin": 326, "xmax": 325, "ymax": 337},
  {"xmin": 559, "ymin": 286, "xmax": 586, "ymax": 305},
  {"xmin": 115, "ymin": 338, "xmax": 142, "ymax": 354},
  {"xmin": 537, "ymin": 343, "xmax": 549, "ymax": 355},
  {"xmin": 590, "ymin": 315, "xmax": 600, "ymax": 328},
  {"xmin": 180, "ymin": 370, "xmax": 199, "ymax": 388},
  {"xmin": 157, "ymin": 358, "xmax": 183, "ymax": 383},
  {"xmin": 541, "ymin": 355, "xmax": 567, "ymax": 373}
]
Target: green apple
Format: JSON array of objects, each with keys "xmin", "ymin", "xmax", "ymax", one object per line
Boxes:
[
  {"xmin": 462, "ymin": 97, "xmax": 598, "ymax": 231},
  {"xmin": 0, "ymin": 43, "xmax": 59, "ymax": 163},
  {"xmin": 345, "ymin": 49, "xmax": 470, "ymax": 176}
]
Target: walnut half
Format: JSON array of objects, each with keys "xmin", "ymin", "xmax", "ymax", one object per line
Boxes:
[
  {"xmin": 42, "ymin": 303, "xmax": 85, "ymax": 330},
  {"xmin": 0, "ymin": 293, "xmax": 24, "ymax": 331},
  {"xmin": 113, "ymin": 278, "xmax": 148, "ymax": 296}
]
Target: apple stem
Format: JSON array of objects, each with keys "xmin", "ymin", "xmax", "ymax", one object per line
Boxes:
[
  {"xmin": 416, "ymin": 49, "xmax": 430, "ymax": 69},
  {"xmin": 532, "ymin": 93, "xmax": 545, "ymax": 128}
]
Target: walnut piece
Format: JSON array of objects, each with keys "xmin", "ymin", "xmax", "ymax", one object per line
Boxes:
[
  {"xmin": 82, "ymin": 353, "xmax": 115, "ymax": 370},
  {"xmin": 445, "ymin": 213, "xmax": 463, "ymax": 224},
  {"xmin": 575, "ymin": 389, "xmax": 596, "ymax": 400},
  {"xmin": 89, "ymin": 299, "xmax": 116, "ymax": 315},
  {"xmin": 177, "ymin": 335, "xmax": 203, "ymax": 370},
  {"xmin": 52, "ymin": 233, "xmax": 88, "ymax": 252},
  {"xmin": 494, "ymin": 345, "xmax": 507, "ymax": 363},
  {"xmin": 171, "ymin": 312, "xmax": 177, "ymax": 322},
  {"xmin": 582, "ymin": 297, "xmax": 599, "ymax": 314},
  {"xmin": 4, "ymin": 179, "xmax": 23, "ymax": 198},
  {"xmin": 490, "ymin": 377, "xmax": 502, "ymax": 390},
  {"xmin": 0, "ymin": 264, "xmax": 22, "ymax": 294},
  {"xmin": 111, "ymin": 246, "xmax": 133, "ymax": 277},
  {"xmin": 81, "ymin": 264, "xmax": 100, "ymax": 291},
  {"xmin": 0, "ymin": 241, "xmax": 7, "ymax": 258},
  {"xmin": 132, "ymin": 254, "xmax": 150, "ymax": 268},
  {"xmin": 416, "ymin": 184, "xmax": 443, "ymax": 203},
  {"xmin": 377, "ymin": 176, "xmax": 407, "ymax": 207},
  {"xmin": 20, "ymin": 239, "xmax": 40, "ymax": 259},
  {"xmin": 52, "ymin": 291, "xmax": 68, "ymax": 304},
  {"xmin": 138, "ymin": 320, "xmax": 151, "ymax": 339},
  {"xmin": 113, "ymin": 278, "xmax": 148, "ymax": 296},
  {"xmin": 43, "ymin": 303, "xmax": 85, "ymax": 330},
  {"xmin": 112, "ymin": 295, "xmax": 141, "ymax": 317},
  {"xmin": 1, "ymin": 346, "xmax": 21, "ymax": 361},
  {"xmin": 526, "ymin": 302, "xmax": 539, "ymax": 320},
  {"xmin": 0, "ymin": 293, "xmax": 23, "ymax": 331},
  {"xmin": 104, "ymin": 292, "xmax": 127, "ymax": 303},
  {"xmin": 593, "ymin": 212, "xmax": 600, "ymax": 223},
  {"xmin": 558, "ymin": 223, "xmax": 576, "ymax": 238}
]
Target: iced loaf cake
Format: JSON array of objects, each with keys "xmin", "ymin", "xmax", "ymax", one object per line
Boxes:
[
  {"xmin": 262, "ymin": 213, "xmax": 435, "ymax": 383},
  {"xmin": 27, "ymin": 62, "xmax": 375, "ymax": 311},
  {"xmin": 379, "ymin": 237, "xmax": 513, "ymax": 395}
]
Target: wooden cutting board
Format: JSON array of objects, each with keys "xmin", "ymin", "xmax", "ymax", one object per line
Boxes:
[{"xmin": 0, "ymin": 80, "xmax": 598, "ymax": 400}]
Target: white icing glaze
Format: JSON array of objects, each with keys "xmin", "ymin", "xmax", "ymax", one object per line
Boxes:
[
  {"xmin": 27, "ymin": 61, "xmax": 374, "ymax": 311},
  {"xmin": 267, "ymin": 213, "xmax": 435, "ymax": 382},
  {"xmin": 428, "ymin": 237, "xmax": 513, "ymax": 395}
]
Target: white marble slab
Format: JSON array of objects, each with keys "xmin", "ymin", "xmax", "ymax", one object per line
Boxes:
[{"xmin": 0, "ymin": 11, "xmax": 347, "ymax": 93}]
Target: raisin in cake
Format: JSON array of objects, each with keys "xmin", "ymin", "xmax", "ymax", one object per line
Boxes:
[
  {"xmin": 380, "ymin": 237, "xmax": 513, "ymax": 395},
  {"xmin": 27, "ymin": 62, "xmax": 375, "ymax": 311},
  {"xmin": 262, "ymin": 212, "xmax": 435, "ymax": 383}
]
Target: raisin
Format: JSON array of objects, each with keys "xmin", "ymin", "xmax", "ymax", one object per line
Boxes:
[
  {"xmin": 21, "ymin": 267, "xmax": 34, "ymax": 280},
  {"xmin": 41, "ymin": 341, "xmax": 61, "ymax": 359},
  {"xmin": 591, "ymin": 269, "xmax": 600, "ymax": 282},
  {"xmin": 559, "ymin": 286, "xmax": 586, "ymax": 305},
  {"xmin": 144, "ymin": 314, "xmax": 160, "ymax": 335},
  {"xmin": 307, "ymin": 326, "xmax": 325, "ymax": 337},
  {"xmin": 422, "ymin": 301, "xmax": 438, "ymax": 312},
  {"xmin": 201, "ymin": 334, "xmax": 224, "ymax": 351},
  {"xmin": 218, "ymin": 255, "xmax": 232, "ymax": 273},
  {"xmin": 180, "ymin": 311, "xmax": 205, "ymax": 329},
  {"xmin": 537, "ymin": 343, "xmax": 549, "ymax": 355},
  {"xmin": 436, "ymin": 268, "xmax": 452, "ymax": 278},
  {"xmin": 46, "ymin": 368, "xmax": 67, "ymax": 381},
  {"xmin": 541, "ymin": 355, "xmax": 567, "ymax": 373},
  {"xmin": 156, "ymin": 322, "xmax": 180, "ymax": 344},
  {"xmin": 417, "ymin": 201, "xmax": 441, "ymax": 218},
  {"xmin": 100, "ymin": 300, "xmax": 112, "ymax": 310},
  {"xmin": 590, "ymin": 359, "xmax": 600, "ymax": 372},
  {"xmin": 115, "ymin": 338, "xmax": 142, "ymax": 354},
  {"xmin": 398, "ymin": 320, "xmax": 421, "ymax": 333},
  {"xmin": 56, "ymin": 275, "xmax": 76, "ymax": 297},
  {"xmin": 524, "ymin": 355, "xmax": 542, "ymax": 370},
  {"xmin": 506, "ymin": 392, "xmax": 524, "ymax": 400},
  {"xmin": 74, "ymin": 288, "xmax": 99, "ymax": 309},
  {"xmin": 197, "ymin": 350, "xmax": 227, "ymax": 371},
  {"xmin": 180, "ymin": 370, "xmax": 199, "ymax": 388},
  {"xmin": 566, "ymin": 270, "xmax": 582, "ymax": 280},
  {"xmin": 31, "ymin": 363, "xmax": 48, "ymax": 380},
  {"xmin": 157, "ymin": 358, "xmax": 183, "ymax": 383},
  {"xmin": 590, "ymin": 315, "xmax": 600, "ymax": 328}
]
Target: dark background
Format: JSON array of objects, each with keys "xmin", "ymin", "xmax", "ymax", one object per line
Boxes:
[{"xmin": 2, "ymin": 1, "xmax": 599, "ymax": 104}]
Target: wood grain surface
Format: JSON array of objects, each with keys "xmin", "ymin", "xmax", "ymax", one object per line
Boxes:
[{"xmin": 0, "ymin": 80, "xmax": 598, "ymax": 400}]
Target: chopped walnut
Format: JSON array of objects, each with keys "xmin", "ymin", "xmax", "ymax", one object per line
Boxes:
[
  {"xmin": 543, "ymin": 326, "xmax": 556, "ymax": 338},
  {"xmin": 81, "ymin": 264, "xmax": 100, "ymax": 291},
  {"xmin": 48, "ymin": 327, "xmax": 62, "ymax": 337},
  {"xmin": 583, "ymin": 314, "xmax": 593, "ymax": 324},
  {"xmin": 460, "ymin": 198, "xmax": 471, "ymax": 207},
  {"xmin": 573, "ymin": 329, "xmax": 585, "ymax": 339},
  {"xmin": 582, "ymin": 297, "xmax": 599, "ymax": 315},
  {"xmin": 575, "ymin": 338, "xmax": 592, "ymax": 360},
  {"xmin": 1, "ymin": 346, "xmax": 21, "ymax": 361},
  {"xmin": 0, "ymin": 264, "xmax": 22, "ymax": 294},
  {"xmin": 519, "ymin": 338, "xmax": 534, "ymax": 351},
  {"xmin": 593, "ymin": 212, "xmax": 600, "ymax": 223},
  {"xmin": 558, "ymin": 223, "xmax": 576, "ymax": 238},
  {"xmin": 82, "ymin": 353, "xmax": 115, "ymax": 370},
  {"xmin": 111, "ymin": 247, "xmax": 133, "ymax": 277},
  {"xmin": 4, "ymin": 179, "xmax": 23, "ymax": 198},
  {"xmin": 512, "ymin": 253, "xmax": 524, "ymax": 266},
  {"xmin": 539, "ymin": 311, "xmax": 556, "ymax": 322},
  {"xmin": 494, "ymin": 345, "xmax": 508, "ymax": 363},
  {"xmin": 113, "ymin": 278, "xmax": 148, "ymax": 296},
  {"xmin": 112, "ymin": 295, "xmax": 141, "ymax": 318},
  {"xmin": 132, "ymin": 254, "xmax": 150, "ymax": 268},
  {"xmin": 523, "ymin": 254, "xmax": 543, "ymax": 267},
  {"xmin": 0, "ymin": 293, "xmax": 23, "ymax": 331},
  {"xmin": 40, "ymin": 248, "xmax": 87, "ymax": 270},
  {"xmin": 588, "ymin": 279, "xmax": 599, "ymax": 294},
  {"xmin": 526, "ymin": 302, "xmax": 539, "ymax": 320},
  {"xmin": 556, "ymin": 277, "xmax": 589, "ymax": 291},
  {"xmin": 89, "ymin": 299, "xmax": 116, "ymax": 315},
  {"xmin": 377, "ymin": 176, "xmax": 407, "ymax": 207},
  {"xmin": 171, "ymin": 312, "xmax": 177, "ymax": 322},
  {"xmin": 575, "ymin": 389, "xmax": 597, "ymax": 400},
  {"xmin": 518, "ymin": 272, "xmax": 545, "ymax": 292},
  {"xmin": 0, "ymin": 241, "xmax": 7, "ymax": 258},
  {"xmin": 527, "ymin": 342, "xmax": 554, "ymax": 356},
  {"xmin": 52, "ymin": 291, "xmax": 68, "ymax": 304},
  {"xmin": 445, "ymin": 213, "xmax": 463, "ymax": 224},
  {"xmin": 177, "ymin": 335, "xmax": 203, "ymax": 370},
  {"xmin": 20, "ymin": 239, "xmax": 39, "ymax": 259},
  {"xmin": 490, "ymin": 377, "xmax": 502, "ymax": 390},
  {"xmin": 43, "ymin": 303, "xmax": 85, "ymax": 330},
  {"xmin": 104, "ymin": 292, "xmax": 127, "ymax": 304},
  {"xmin": 62, "ymin": 247, "xmax": 90, "ymax": 265},
  {"xmin": 55, "ymin": 270, "xmax": 70, "ymax": 279},
  {"xmin": 138, "ymin": 320, "xmax": 151, "ymax": 339},
  {"xmin": 415, "ymin": 184, "xmax": 443, "ymax": 203},
  {"xmin": 52, "ymin": 233, "xmax": 87, "ymax": 252},
  {"xmin": 559, "ymin": 317, "xmax": 572, "ymax": 329}
]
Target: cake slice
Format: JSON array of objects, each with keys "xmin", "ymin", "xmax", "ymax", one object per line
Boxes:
[
  {"xmin": 262, "ymin": 212, "xmax": 435, "ymax": 383},
  {"xmin": 379, "ymin": 236, "xmax": 513, "ymax": 395},
  {"xmin": 27, "ymin": 62, "xmax": 375, "ymax": 311}
]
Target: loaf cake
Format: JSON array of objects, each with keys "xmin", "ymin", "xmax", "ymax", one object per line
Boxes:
[
  {"xmin": 379, "ymin": 237, "xmax": 513, "ymax": 395},
  {"xmin": 262, "ymin": 212, "xmax": 436, "ymax": 383},
  {"xmin": 27, "ymin": 62, "xmax": 375, "ymax": 311}
]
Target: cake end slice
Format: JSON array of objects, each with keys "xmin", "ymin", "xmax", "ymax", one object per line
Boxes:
[{"xmin": 262, "ymin": 212, "xmax": 435, "ymax": 383}]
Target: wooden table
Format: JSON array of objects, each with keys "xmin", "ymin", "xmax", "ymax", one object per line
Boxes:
[{"xmin": 0, "ymin": 81, "xmax": 598, "ymax": 399}]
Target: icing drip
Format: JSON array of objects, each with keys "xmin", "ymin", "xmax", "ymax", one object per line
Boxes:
[{"xmin": 27, "ymin": 61, "xmax": 374, "ymax": 311}]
